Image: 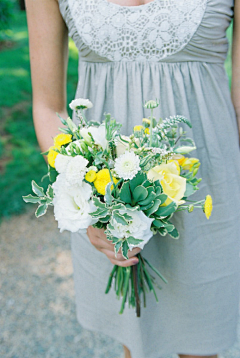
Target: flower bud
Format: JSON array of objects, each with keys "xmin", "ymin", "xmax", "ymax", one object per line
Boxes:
[{"xmin": 144, "ymin": 100, "xmax": 159, "ymax": 109}]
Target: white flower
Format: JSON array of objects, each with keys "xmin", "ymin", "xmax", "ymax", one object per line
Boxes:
[
  {"xmin": 115, "ymin": 135, "xmax": 130, "ymax": 157},
  {"xmin": 65, "ymin": 155, "xmax": 89, "ymax": 186},
  {"xmin": 115, "ymin": 136, "xmax": 140, "ymax": 157},
  {"xmin": 52, "ymin": 175, "xmax": 96, "ymax": 233},
  {"xmin": 80, "ymin": 124, "xmax": 108, "ymax": 150},
  {"xmin": 114, "ymin": 151, "xmax": 140, "ymax": 180},
  {"xmin": 69, "ymin": 98, "xmax": 93, "ymax": 110},
  {"xmin": 55, "ymin": 154, "xmax": 71, "ymax": 174},
  {"xmin": 107, "ymin": 209, "xmax": 154, "ymax": 250}
]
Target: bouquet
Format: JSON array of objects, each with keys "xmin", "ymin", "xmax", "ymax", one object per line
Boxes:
[{"xmin": 23, "ymin": 98, "xmax": 212, "ymax": 317}]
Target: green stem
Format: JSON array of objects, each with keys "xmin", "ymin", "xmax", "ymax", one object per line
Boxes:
[
  {"xmin": 105, "ymin": 265, "xmax": 118, "ymax": 294},
  {"xmin": 119, "ymin": 267, "xmax": 131, "ymax": 315},
  {"xmin": 150, "ymin": 108, "xmax": 153, "ymax": 147},
  {"xmin": 133, "ymin": 263, "xmax": 141, "ymax": 317},
  {"xmin": 143, "ymin": 257, "xmax": 168, "ymax": 284}
]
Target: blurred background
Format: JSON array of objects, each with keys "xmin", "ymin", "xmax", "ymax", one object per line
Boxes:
[{"xmin": 0, "ymin": 1, "xmax": 239, "ymax": 358}]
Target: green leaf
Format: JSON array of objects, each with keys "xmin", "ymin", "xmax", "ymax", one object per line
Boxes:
[
  {"xmin": 168, "ymin": 227, "xmax": 180, "ymax": 239},
  {"xmin": 184, "ymin": 183, "xmax": 196, "ymax": 197},
  {"xmin": 132, "ymin": 185, "xmax": 148, "ymax": 203},
  {"xmin": 105, "ymin": 182, "xmax": 113, "ymax": 205},
  {"xmin": 56, "ymin": 112, "xmax": 68, "ymax": 126},
  {"xmin": 35, "ymin": 204, "xmax": 47, "ymax": 218},
  {"xmin": 91, "ymin": 208, "xmax": 109, "ymax": 218},
  {"xmin": 113, "ymin": 211, "xmax": 128, "ymax": 225},
  {"xmin": 145, "ymin": 199, "xmax": 161, "ymax": 216},
  {"xmin": 119, "ymin": 182, "xmax": 132, "ymax": 204},
  {"xmin": 49, "ymin": 166, "xmax": 58, "ymax": 182},
  {"xmin": 111, "ymin": 237, "xmax": 122, "ymax": 244},
  {"xmin": 142, "ymin": 180, "xmax": 152, "ymax": 188},
  {"xmin": 32, "ymin": 181, "xmax": 45, "ymax": 197},
  {"xmin": 157, "ymin": 194, "xmax": 168, "ymax": 205},
  {"xmin": 138, "ymin": 190, "xmax": 156, "ymax": 206},
  {"xmin": 126, "ymin": 236, "xmax": 143, "ymax": 246},
  {"xmin": 92, "ymin": 197, "xmax": 106, "ymax": 209},
  {"xmin": 121, "ymin": 213, "xmax": 133, "ymax": 221},
  {"xmin": 155, "ymin": 202, "xmax": 177, "ymax": 218},
  {"xmin": 47, "ymin": 185, "xmax": 54, "ymax": 199},
  {"xmin": 122, "ymin": 240, "xmax": 129, "ymax": 260},
  {"xmin": 129, "ymin": 172, "xmax": 146, "ymax": 192},
  {"xmin": 158, "ymin": 227, "xmax": 168, "ymax": 236},
  {"xmin": 22, "ymin": 194, "xmax": 41, "ymax": 204},
  {"xmin": 152, "ymin": 219, "xmax": 165, "ymax": 228},
  {"xmin": 114, "ymin": 241, "xmax": 122, "ymax": 256},
  {"xmin": 99, "ymin": 215, "xmax": 111, "ymax": 223},
  {"xmin": 139, "ymin": 201, "xmax": 154, "ymax": 211}
]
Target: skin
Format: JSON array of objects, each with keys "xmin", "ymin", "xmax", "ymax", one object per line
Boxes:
[{"xmin": 25, "ymin": 0, "xmax": 240, "ymax": 357}]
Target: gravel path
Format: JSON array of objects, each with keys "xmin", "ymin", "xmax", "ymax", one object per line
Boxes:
[{"xmin": 0, "ymin": 208, "xmax": 240, "ymax": 358}]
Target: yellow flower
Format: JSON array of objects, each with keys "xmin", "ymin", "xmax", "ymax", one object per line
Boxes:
[
  {"xmin": 167, "ymin": 160, "xmax": 181, "ymax": 174},
  {"xmin": 147, "ymin": 162, "xmax": 186, "ymax": 206},
  {"xmin": 142, "ymin": 118, "xmax": 151, "ymax": 125},
  {"xmin": 53, "ymin": 133, "xmax": 72, "ymax": 147},
  {"xmin": 94, "ymin": 169, "xmax": 118, "ymax": 195},
  {"xmin": 181, "ymin": 157, "xmax": 200, "ymax": 171},
  {"xmin": 204, "ymin": 195, "xmax": 213, "ymax": 219},
  {"xmin": 47, "ymin": 146, "xmax": 60, "ymax": 168},
  {"xmin": 134, "ymin": 125, "xmax": 144, "ymax": 132},
  {"xmin": 85, "ymin": 170, "xmax": 97, "ymax": 183},
  {"xmin": 144, "ymin": 128, "xmax": 150, "ymax": 135}
]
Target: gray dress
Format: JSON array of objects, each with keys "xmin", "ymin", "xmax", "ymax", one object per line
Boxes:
[{"xmin": 58, "ymin": 0, "xmax": 240, "ymax": 357}]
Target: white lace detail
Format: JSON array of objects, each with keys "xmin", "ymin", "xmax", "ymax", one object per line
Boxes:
[{"xmin": 65, "ymin": 0, "xmax": 207, "ymax": 61}]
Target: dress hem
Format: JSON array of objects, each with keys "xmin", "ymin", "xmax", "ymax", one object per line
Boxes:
[{"xmin": 76, "ymin": 311, "xmax": 238, "ymax": 358}]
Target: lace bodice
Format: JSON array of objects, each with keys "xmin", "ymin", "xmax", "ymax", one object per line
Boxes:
[{"xmin": 63, "ymin": 0, "xmax": 207, "ymax": 61}]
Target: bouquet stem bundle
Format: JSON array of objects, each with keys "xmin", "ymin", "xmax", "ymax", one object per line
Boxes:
[{"xmin": 105, "ymin": 253, "xmax": 167, "ymax": 317}]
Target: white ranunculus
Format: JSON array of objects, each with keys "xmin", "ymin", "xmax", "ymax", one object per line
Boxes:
[
  {"xmin": 55, "ymin": 154, "xmax": 71, "ymax": 174},
  {"xmin": 65, "ymin": 140, "xmax": 82, "ymax": 154},
  {"xmin": 65, "ymin": 155, "xmax": 89, "ymax": 186},
  {"xmin": 69, "ymin": 98, "xmax": 93, "ymax": 110},
  {"xmin": 107, "ymin": 209, "xmax": 154, "ymax": 250},
  {"xmin": 89, "ymin": 124, "xmax": 108, "ymax": 150},
  {"xmin": 80, "ymin": 127, "xmax": 92, "ymax": 146},
  {"xmin": 114, "ymin": 151, "xmax": 140, "ymax": 180},
  {"xmin": 52, "ymin": 174, "xmax": 96, "ymax": 233}
]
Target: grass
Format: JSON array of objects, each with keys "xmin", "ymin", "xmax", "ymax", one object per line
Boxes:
[
  {"xmin": 0, "ymin": 11, "xmax": 78, "ymax": 218},
  {"xmin": 0, "ymin": 11, "xmax": 233, "ymax": 219}
]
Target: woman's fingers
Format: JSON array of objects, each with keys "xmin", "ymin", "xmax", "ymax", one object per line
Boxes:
[
  {"xmin": 109, "ymin": 257, "xmax": 139, "ymax": 267},
  {"xmin": 87, "ymin": 226, "xmax": 142, "ymax": 266}
]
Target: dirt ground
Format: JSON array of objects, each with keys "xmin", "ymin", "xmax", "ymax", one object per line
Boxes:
[{"xmin": 0, "ymin": 208, "xmax": 240, "ymax": 358}]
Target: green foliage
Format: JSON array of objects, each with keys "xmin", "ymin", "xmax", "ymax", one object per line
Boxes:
[
  {"xmin": 0, "ymin": 11, "xmax": 78, "ymax": 219},
  {"xmin": 0, "ymin": 0, "xmax": 14, "ymax": 41},
  {"xmin": 22, "ymin": 181, "xmax": 53, "ymax": 218}
]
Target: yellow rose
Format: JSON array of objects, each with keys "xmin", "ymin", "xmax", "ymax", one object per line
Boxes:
[
  {"xmin": 147, "ymin": 162, "xmax": 186, "ymax": 206},
  {"xmin": 167, "ymin": 160, "xmax": 180, "ymax": 174},
  {"xmin": 47, "ymin": 146, "xmax": 60, "ymax": 168},
  {"xmin": 144, "ymin": 128, "xmax": 150, "ymax": 135},
  {"xmin": 53, "ymin": 133, "xmax": 72, "ymax": 147},
  {"xmin": 94, "ymin": 168, "xmax": 118, "ymax": 195}
]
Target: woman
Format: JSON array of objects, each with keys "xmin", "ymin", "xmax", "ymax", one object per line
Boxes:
[{"xmin": 25, "ymin": 0, "xmax": 240, "ymax": 357}]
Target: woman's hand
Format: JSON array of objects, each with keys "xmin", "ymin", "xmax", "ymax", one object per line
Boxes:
[{"xmin": 87, "ymin": 226, "xmax": 141, "ymax": 267}]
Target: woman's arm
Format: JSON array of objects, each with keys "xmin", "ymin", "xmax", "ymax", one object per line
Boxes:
[
  {"xmin": 232, "ymin": 0, "xmax": 240, "ymax": 139},
  {"xmin": 25, "ymin": 0, "xmax": 69, "ymax": 153},
  {"xmin": 25, "ymin": 0, "xmax": 139, "ymax": 266}
]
